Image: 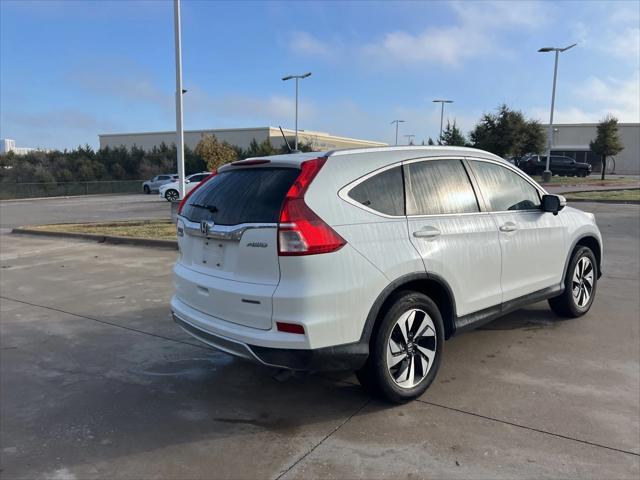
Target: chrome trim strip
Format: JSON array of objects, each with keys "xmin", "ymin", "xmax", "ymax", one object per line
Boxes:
[
  {"xmin": 337, "ymin": 160, "xmax": 406, "ymax": 219},
  {"xmin": 180, "ymin": 219, "xmax": 277, "ymax": 240},
  {"xmin": 338, "ymin": 155, "xmax": 550, "ymax": 220},
  {"xmin": 464, "ymin": 156, "xmax": 548, "ymax": 196}
]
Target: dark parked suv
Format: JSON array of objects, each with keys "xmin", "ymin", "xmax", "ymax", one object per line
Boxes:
[{"xmin": 519, "ymin": 155, "xmax": 592, "ymax": 177}]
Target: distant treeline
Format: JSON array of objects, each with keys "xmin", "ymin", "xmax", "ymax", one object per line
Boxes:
[
  {"xmin": 0, "ymin": 104, "xmax": 553, "ymax": 184},
  {"xmin": 0, "ymin": 138, "xmax": 308, "ymax": 184}
]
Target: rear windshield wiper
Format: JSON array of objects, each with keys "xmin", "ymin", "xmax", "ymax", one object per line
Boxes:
[{"xmin": 190, "ymin": 203, "xmax": 219, "ymax": 213}]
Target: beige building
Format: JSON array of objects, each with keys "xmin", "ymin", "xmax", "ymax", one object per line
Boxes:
[
  {"xmin": 98, "ymin": 127, "xmax": 387, "ymax": 153},
  {"xmin": 544, "ymin": 123, "xmax": 639, "ymax": 174}
]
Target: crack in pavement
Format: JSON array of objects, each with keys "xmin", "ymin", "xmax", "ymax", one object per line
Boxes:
[
  {"xmin": 324, "ymin": 376, "xmax": 640, "ymax": 458},
  {"xmin": 0, "ymin": 295, "xmax": 208, "ymax": 351},
  {"xmin": 273, "ymin": 398, "xmax": 371, "ymax": 480},
  {"xmin": 3, "ymin": 296, "xmax": 638, "ymax": 460}
]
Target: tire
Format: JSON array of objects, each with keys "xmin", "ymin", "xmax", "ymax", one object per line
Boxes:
[
  {"xmin": 143, "ymin": 185, "xmax": 150, "ymax": 194},
  {"xmin": 549, "ymin": 246, "xmax": 598, "ymax": 317},
  {"xmin": 165, "ymin": 189, "xmax": 179, "ymax": 202},
  {"xmin": 578, "ymin": 170, "xmax": 588, "ymax": 178},
  {"xmin": 356, "ymin": 291, "xmax": 444, "ymax": 403}
]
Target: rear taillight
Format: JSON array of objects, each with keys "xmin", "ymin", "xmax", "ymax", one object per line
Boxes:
[
  {"xmin": 278, "ymin": 157, "xmax": 346, "ymax": 256},
  {"xmin": 177, "ymin": 171, "xmax": 217, "ymax": 215}
]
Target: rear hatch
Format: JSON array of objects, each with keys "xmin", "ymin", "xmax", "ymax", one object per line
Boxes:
[{"xmin": 175, "ymin": 165, "xmax": 300, "ymax": 329}]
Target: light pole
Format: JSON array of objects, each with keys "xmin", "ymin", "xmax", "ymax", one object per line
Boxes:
[
  {"xmin": 390, "ymin": 120, "xmax": 405, "ymax": 145},
  {"xmin": 404, "ymin": 134, "xmax": 415, "ymax": 145},
  {"xmin": 173, "ymin": 0, "xmax": 185, "ymax": 199},
  {"xmin": 282, "ymin": 72, "xmax": 311, "ymax": 151},
  {"xmin": 433, "ymin": 99, "xmax": 453, "ymax": 143},
  {"xmin": 538, "ymin": 43, "xmax": 576, "ymax": 182}
]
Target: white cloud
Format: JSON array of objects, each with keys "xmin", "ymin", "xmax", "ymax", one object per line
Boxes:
[
  {"xmin": 289, "ymin": 32, "xmax": 332, "ymax": 58},
  {"xmin": 362, "ymin": 26, "xmax": 490, "ymax": 67},
  {"xmin": 450, "ymin": 0, "xmax": 547, "ymax": 29},
  {"xmin": 603, "ymin": 27, "xmax": 640, "ymax": 60},
  {"xmin": 531, "ymin": 71, "xmax": 640, "ymax": 123},
  {"xmin": 289, "ymin": 1, "xmax": 548, "ymax": 67}
]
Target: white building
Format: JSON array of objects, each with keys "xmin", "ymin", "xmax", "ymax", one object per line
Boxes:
[
  {"xmin": 544, "ymin": 123, "xmax": 639, "ymax": 174},
  {"xmin": 98, "ymin": 127, "xmax": 387, "ymax": 153},
  {"xmin": 0, "ymin": 138, "xmax": 38, "ymax": 155}
]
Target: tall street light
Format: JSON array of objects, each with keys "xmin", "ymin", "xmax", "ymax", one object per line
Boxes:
[
  {"xmin": 538, "ymin": 43, "xmax": 576, "ymax": 182},
  {"xmin": 282, "ymin": 72, "xmax": 311, "ymax": 151},
  {"xmin": 433, "ymin": 99, "xmax": 453, "ymax": 143},
  {"xmin": 173, "ymin": 0, "xmax": 186, "ymax": 200},
  {"xmin": 390, "ymin": 119, "xmax": 405, "ymax": 145}
]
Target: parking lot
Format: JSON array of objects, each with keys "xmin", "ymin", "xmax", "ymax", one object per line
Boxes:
[{"xmin": 0, "ymin": 199, "xmax": 639, "ymax": 479}]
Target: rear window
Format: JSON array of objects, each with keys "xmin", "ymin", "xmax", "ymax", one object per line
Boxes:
[{"xmin": 181, "ymin": 167, "xmax": 299, "ymax": 225}]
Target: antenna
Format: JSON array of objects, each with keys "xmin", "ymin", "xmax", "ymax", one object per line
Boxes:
[{"xmin": 279, "ymin": 126, "xmax": 294, "ymax": 153}]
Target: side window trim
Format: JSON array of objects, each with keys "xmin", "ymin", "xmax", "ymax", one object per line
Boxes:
[
  {"xmin": 402, "ymin": 156, "xmax": 485, "ymax": 218},
  {"xmin": 339, "ymin": 161, "xmax": 407, "ymax": 219},
  {"xmin": 465, "ymin": 157, "xmax": 546, "ymax": 213}
]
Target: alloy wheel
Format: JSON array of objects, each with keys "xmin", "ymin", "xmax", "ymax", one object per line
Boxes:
[
  {"xmin": 386, "ymin": 308, "xmax": 437, "ymax": 389},
  {"xmin": 572, "ymin": 256, "xmax": 594, "ymax": 308},
  {"xmin": 165, "ymin": 190, "xmax": 179, "ymax": 202}
]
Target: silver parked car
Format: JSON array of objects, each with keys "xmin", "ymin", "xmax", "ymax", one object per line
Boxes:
[{"xmin": 142, "ymin": 174, "xmax": 178, "ymax": 194}]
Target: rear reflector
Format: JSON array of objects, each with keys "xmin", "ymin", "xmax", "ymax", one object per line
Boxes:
[
  {"xmin": 177, "ymin": 170, "xmax": 217, "ymax": 215},
  {"xmin": 278, "ymin": 157, "xmax": 346, "ymax": 256},
  {"xmin": 276, "ymin": 322, "xmax": 306, "ymax": 335}
]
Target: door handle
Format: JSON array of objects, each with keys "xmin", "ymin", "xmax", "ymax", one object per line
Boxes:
[
  {"xmin": 413, "ymin": 226, "xmax": 441, "ymax": 239},
  {"xmin": 499, "ymin": 222, "xmax": 518, "ymax": 233}
]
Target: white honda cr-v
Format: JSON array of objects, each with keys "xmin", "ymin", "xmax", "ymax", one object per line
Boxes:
[{"xmin": 172, "ymin": 146, "xmax": 602, "ymax": 402}]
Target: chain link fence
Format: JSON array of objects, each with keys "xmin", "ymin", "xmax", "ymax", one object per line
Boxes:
[{"xmin": 0, "ymin": 180, "xmax": 144, "ymax": 200}]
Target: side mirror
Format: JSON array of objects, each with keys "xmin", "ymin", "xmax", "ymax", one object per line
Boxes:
[{"xmin": 541, "ymin": 194, "xmax": 566, "ymax": 215}]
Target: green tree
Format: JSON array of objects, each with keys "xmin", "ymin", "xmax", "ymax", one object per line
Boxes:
[
  {"xmin": 469, "ymin": 104, "xmax": 545, "ymax": 158},
  {"xmin": 427, "ymin": 137, "xmax": 435, "ymax": 146},
  {"xmin": 590, "ymin": 115, "xmax": 624, "ymax": 180},
  {"xmin": 439, "ymin": 120, "xmax": 466, "ymax": 146},
  {"xmin": 195, "ymin": 134, "xmax": 237, "ymax": 171}
]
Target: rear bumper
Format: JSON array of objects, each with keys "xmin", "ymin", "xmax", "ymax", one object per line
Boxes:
[{"xmin": 172, "ymin": 311, "xmax": 368, "ymax": 371}]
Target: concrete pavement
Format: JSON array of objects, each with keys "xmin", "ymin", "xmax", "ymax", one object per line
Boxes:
[{"xmin": 0, "ymin": 202, "xmax": 638, "ymax": 479}]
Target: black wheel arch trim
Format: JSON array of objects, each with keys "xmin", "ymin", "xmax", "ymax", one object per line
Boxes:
[
  {"xmin": 359, "ymin": 272, "xmax": 458, "ymax": 346},
  {"xmin": 563, "ymin": 234, "xmax": 603, "ymax": 282}
]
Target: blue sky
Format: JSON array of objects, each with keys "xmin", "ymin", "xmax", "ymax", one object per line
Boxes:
[{"xmin": 1, "ymin": 0, "xmax": 638, "ymax": 150}]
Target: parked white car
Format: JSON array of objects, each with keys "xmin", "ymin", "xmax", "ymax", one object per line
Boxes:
[
  {"xmin": 171, "ymin": 147, "xmax": 603, "ymax": 403},
  {"xmin": 159, "ymin": 172, "xmax": 212, "ymax": 202}
]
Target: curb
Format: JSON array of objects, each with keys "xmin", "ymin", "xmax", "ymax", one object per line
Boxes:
[
  {"xmin": 0, "ymin": 192, "xmax": 145, "ymax": 203},
  {"xmin": 11, "ymin": 228, "xmax": 178, "ymax": 249}
]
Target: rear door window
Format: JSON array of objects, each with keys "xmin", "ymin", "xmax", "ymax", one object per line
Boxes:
[
  {"xmin": 404, "ymin": 159, "xmax": 479, "ymax": 215},
  {"xmin": 181, "ymin": 167, "xmax": 299, "ymax": 225},
  {"xmin": 348, "ymin": 166, "xmax": 405, "ymax": 216}
]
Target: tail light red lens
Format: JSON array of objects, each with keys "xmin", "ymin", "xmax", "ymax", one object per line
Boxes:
[
  {"xmin": 177, "ymin": 170, "xmax": 217, "ymax": 215},
  {"xmin": 276, "ymin": 322, "xmax": 306, "ymax": 335},
  {"xmin": 278, "ymin": 157, "xmax": 346, "ymax": 256}
]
